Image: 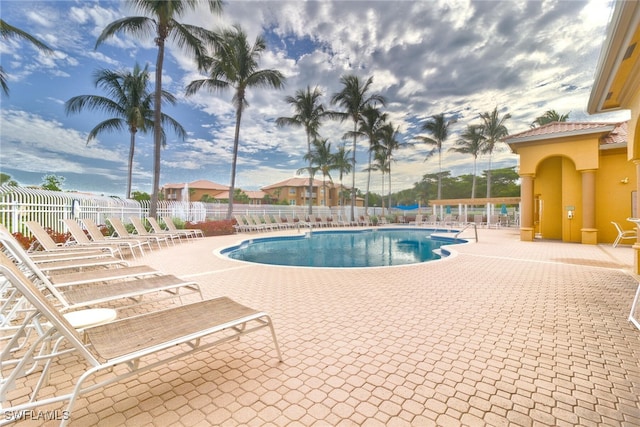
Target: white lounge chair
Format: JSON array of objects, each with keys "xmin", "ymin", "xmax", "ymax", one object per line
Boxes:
[
  {"xmin": 80, "ymin": 218, "xmax": 151, "ymax": 258},
  {"xmin": 161, "ymin": 216, "xmax": 204, "ymax": 239},
  {"xmin": 108, "ymin": 217, "xmax": 168, "ymax": 249},
  {"xmin": 129, "ymin": 216, "xmax": 176, "ymax": 247},
  {"xmin": 0, "ymin": 251, "xmax": 282, "ymax": 426}
]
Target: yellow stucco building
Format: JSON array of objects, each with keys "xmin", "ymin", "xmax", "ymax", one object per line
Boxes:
[
  {"xmin": 506, "ymin": 122, "xmax": 631, "ymax": 245},
  {"xmin": 588, "ymin": 0, "xmax": 640, "ymax": 272}
]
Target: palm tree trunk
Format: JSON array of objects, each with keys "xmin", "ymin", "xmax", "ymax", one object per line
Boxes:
[
  {"xmin": 127, "ymin": 130, "xmax": 136, "ymax": 199},
  {"xmin": 227, "ymin": 107, "xmax": 242, "ymax": 219},
  {"xmin": 306, "ymin": 132, "xmax": 313, "ymax": 216},
  {"xmin": 486, "ymin": 154, "xmax": 493, "ymax": 199},
  {"xmin": 388, "ymin": 161, "xmax": 392, "ymax": 215},
  {"xmin": 471, "ymin": 157, "xmax": 477, "ymax": 199},
  {"xmin": 437, "ymin": 148, "xmax": 442, "ymax": 200},
  {"xmin": 365, "ymin": 149, "xmax": 372, "ymax": 215},
  {"xmin": 351, "ymin": 120, "xmax": 357, "ymax": 222},
  {"xmin": 150, "ymin": 39, "xmax": 165, "ymax": 218}
]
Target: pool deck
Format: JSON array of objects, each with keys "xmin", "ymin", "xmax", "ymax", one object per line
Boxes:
[{"xmin": 14, "ymin": 226, "xmax": 640, "ymax": 425}]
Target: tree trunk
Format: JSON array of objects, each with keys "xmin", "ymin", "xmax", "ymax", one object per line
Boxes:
[
  {"xmin": 351, "ymin": 120, "xmax": 357, "ymax": 222},
  {"xmin": 150, "ymin": 38, "xmax": 165, "ymax": 218},
  {"xmin": 227, "ymin": 106, "xmax": 243, "ymax": 219},
  {"xmin": 127, "ymin": 130, "xmax": 136, "ymax": 199}
]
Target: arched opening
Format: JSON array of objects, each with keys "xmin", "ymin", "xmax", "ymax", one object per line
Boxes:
[{"xmin": 534, "ymin": 156, "xmax": 581, "ymax": 242}]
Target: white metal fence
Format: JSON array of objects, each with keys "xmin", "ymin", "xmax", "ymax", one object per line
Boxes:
[{"xmin": 0, "ymin": 186, "xmax": 370, "ymax": 236}]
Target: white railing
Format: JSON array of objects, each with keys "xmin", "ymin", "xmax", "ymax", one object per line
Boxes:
[{"xmin": 0, "ymin": 186, "xmax": 370, "ymax": 236}]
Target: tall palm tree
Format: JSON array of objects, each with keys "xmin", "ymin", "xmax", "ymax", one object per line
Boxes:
[
  {"xmin": 368, "ymin": 147, "xmax": 390, "ymax": 215},
  {"xmin": 531, "ymin": 109, "xmax": 570, "ymax": 128},
  {"xmin": 350, "ymin": 105, "xmax": 387, "ymax": 214},
  {"xmin": 96, "ymin": 0, "xmax": 223, "ymax": 217},
  {"xmin": 333, "ymin": 146, "xmax": 352, "ymax": 209},
  {"xmin": 65, "ymin": 63, "xmax": 185, "ymax": 199},
  {"xmin": 480, "ymin": 107, "xmax": 511, "ymax": 199},
  {"xmin": 276, "ymin": 86, "xmax": 330, "ymax": 215},
  {"xmin": 1, "ymin": 19, "xmax": 53, "ymax": 95},
  {"xmin": 307, "ymin": 138, "xmax": 337, "ymax": 207},
  {"xmin": 449, "ymin": 124, "xmax": 485, "ymax": 199},
  {"xmin": 419, "ymin": 113, "xmax": 454, "ymax": 200},
  {"xmin": 379, "ymin": 123, "xmax": 400, "ymax": 212},
  {"xmin": 330, "ymin": 75, "xmax": 386, "ymax": 221},
  {"xmin": 186, "ymin": 25, "xmax": 285, "ymax": 219}
]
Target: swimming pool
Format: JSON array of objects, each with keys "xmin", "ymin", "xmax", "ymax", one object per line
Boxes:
[{"xmin": 220, "ymin": 228, "xmax": 464, "ymax": 268}]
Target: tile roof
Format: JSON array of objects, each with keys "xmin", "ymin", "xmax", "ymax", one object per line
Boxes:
[
  {"xmin": 162, "ymin": 180, "xmax": 229, "ymax": 190},
  {"xmin": 261, "ymin": 177, "xmax": 343, "ymax": 190},
  {"xmin": 504, "ymin": 121, "xmax": 627, "ymax": 145}
]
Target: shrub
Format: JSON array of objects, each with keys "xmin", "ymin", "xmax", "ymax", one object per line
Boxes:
[
  {"xmin": 12, "ymin": 232, "xmax": 35, "ymax": 250},
  {"xmin": 185, "ymin": 219, "xmax": 235, "ymax": 236}
]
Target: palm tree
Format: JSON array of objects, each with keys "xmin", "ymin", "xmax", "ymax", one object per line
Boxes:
[
  {"xmin": 333, "ymin": 146, "xmax": 352, "ymax": 209},
  {"xmin": 276, "ymin": 86, "xmax": 330, "ymax": 215},
  {"xmin": 96, "ymin": 0, "xmax": 223, "ymax": 218},
  {"xmin": 368, "ymin": 147, "xmax": 390, "ymax": 215},
  {"xmin": 449, "ymin": 124, "xmax": 485, "ymax": 199},
  {"xmin": 479, "ymin": 107, "xmax": 511, "ymax": 199},
  {"xmin": 308, "ymin": 138, "xmax": 337, "ymax": 207},
  {"xmin": 1, "ymin": 19, "xmax": 53, "ymax": 96},
  {"xmin": 186, "ymin": 25, "xmax": 285, "ymax": 219},
  {"xmin": 531, "ymin": 109, "xmax": 570, "ymax": 128},
  {"xmin": 331, "ymin": 75, "xmax": 386, "ymax": 222},
  {"xmin": 351, "ymin": 105, "xmax": 387, "ymax": 214},
  {"xmin": 379, "ymin": 123, "xmax": 400, "ymax": 212},
  {"xmin": 419, "ymin": 113, "xmax": 454, "ymax": 200},
  {"xmin": 65, "ymin": 63, "xmax": 185, "ymax": 199}
]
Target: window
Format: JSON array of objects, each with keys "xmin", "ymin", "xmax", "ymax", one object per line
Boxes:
[
  {"xmin": 289, "ymin": 188, "xmax": 296, "ymax": 195},
  {"xmin": 289, "ymin": 200, "xmax": 296, "ymax": 206}
]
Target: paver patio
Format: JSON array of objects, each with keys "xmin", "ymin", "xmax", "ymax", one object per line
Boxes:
[{"xmin": 6, "ymin": 227, "xmax": 640, "ymax": 426}]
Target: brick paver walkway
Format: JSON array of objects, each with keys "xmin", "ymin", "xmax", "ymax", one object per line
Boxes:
[{"xmin": 7, "ymin": 227, "xmax": 640, "ymax": 426}]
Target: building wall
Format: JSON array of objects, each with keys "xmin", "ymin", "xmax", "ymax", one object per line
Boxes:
[
  {"xmin": 597, "ymin": 147, "xmax": 637, "ymax": 242},
  {"xmin": 522, "ymin": 136, "xmax": 636, "ymax": 244}
]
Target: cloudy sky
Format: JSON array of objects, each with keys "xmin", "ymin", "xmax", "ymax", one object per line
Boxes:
[{"xmin": 0, "ymin": 0, "xmax": 630, "ymax": 197}]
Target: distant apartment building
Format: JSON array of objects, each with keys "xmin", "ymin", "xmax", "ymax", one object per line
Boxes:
[
  {"xmin": 261, "ymin": 177, "xmax": 359, "ymax": 207},
  {"xmin": 161, "ymin": 180, "xmax": 229, "ymax": 202}
]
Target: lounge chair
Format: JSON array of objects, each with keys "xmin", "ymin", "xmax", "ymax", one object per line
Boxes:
[
  {"xmin": 80, "ymin": 218, "xmax": 151, "ymax": 258},
  {"xmin": 107, "ymin": 217, "xmax": 168, "ymax": 249},
  {"xmin": 162, "ymin": 216, "xmax": 204, "ymax": 239},
  {"xmin": 129, "ymin": 216, "xmax": 177, "ymax": 246},
  {"xmin": 273, "ymin": 215, "xmax": 294, "ymax": 229},
  {"xmin": 233, "ymin": 214, "xmax": 251, "ymax": 232},
  {"xmin": 0, "ymin": 251, "xmax": 282, "ymax": 426},
  {"xmin": 24, "ymin": 221, "xmax": 119, "ymax": 258},
  {"xmin": 62, "ymin": 218, "xmax": 140, "ymax": 260},
  {"xmin": 611, "ymin": 221, "xmax": 636, "ymax": 247},
  {"xmin": 0, "ymin": 233, "xmax": 202, "ymax": 312}
]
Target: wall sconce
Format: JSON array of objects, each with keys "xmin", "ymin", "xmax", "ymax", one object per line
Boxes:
[{"xmin": 621, "ymin": 177, "xmax": 629, "ymax": 184}]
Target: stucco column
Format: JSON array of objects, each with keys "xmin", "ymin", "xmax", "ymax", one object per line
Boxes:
[
  {"xmin": 520, "ymin": 174, "xmax": 535, "ymax": 241},
  {"xmin": 581, "ymin": 169, "xmax": 597, "ymax": 244}
]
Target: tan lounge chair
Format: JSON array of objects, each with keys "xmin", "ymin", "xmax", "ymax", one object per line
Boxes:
[
  {"xmin": 81, "ymin": 218, "xmax": 150, "ymax": 257},
  {"xmin": 0, "ymin": 233, "xmax": 202, "ymax": 311},
  {"xmin": 611, "ymin": 221, "xmax": 636, "ymax": 247},
  {"xmin": 162, "ymin": 216, "xmax": 204, "ymax": 238},
  {"xmin": 107, "ymin": 217, "xmax": 168, "ymax": 249},
  {"xmin": 63, "ymin": 219, "xmax": 141, "ymax": 260},
  {"xmin": 25, "ymin": 221, "xmax": 119, "ymax": 258},
  {"xmin": 146, "ymin": 217, "xmax": 187, "ymax": 241},
  {"xmin": 128, "ymin": 216, "xmax": 176, "ymax": 247},
  {"xmin": 0, "ymin": 251, "xmax": 282, "ymax": 426}
]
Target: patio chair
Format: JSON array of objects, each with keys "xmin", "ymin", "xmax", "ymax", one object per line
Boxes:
[
  {"xmin": 611, "ymin": 221, "xmax": 636, "ymax": 247},
  {"xmin": 107, "ymin": 217, "xmax": 168, "ymax": 249},
  {"xmin": 24, "ymin": 221, "xmax": 119, "ymax": 258},
  {"xmin": 129, "ymin": 216, "xmax": 176, "ymax": 247},
  {"xmin": 161, "ymin": 216, "xmax": 204, "ymax": 239},
  {"xmin": 142, "ymin": 217, "xmax": 185, "ymax": 242},
  {"xmin": 0, "ymin": 233, "xmax": 202, "ymax": 312},
  {"xmin": 233, "ymin": 214, "xmax": 251, "ymax": 232},
  {"xmin": 62, "ymin": 219, "xmax": 140, "ymax": 260},
  {"xmin": 80, "ymin": 218, "xmax": 151, "ymax": 258},
  {"xmin": 0, "ymin": 251, "xmax": 282, "ymax": 426}
]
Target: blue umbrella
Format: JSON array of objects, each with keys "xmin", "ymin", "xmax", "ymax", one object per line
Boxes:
[{"xmin": 501, "ymin": 204, "xmax": 508, "ymax": 215}]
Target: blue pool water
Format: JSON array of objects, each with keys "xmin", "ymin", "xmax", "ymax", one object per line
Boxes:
[{"xmin": 221, "ymin": 228, "xmax": 463, "ymax": 268}]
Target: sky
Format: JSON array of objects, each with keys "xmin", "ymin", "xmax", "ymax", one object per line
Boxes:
[{"xmin": 0, "ymin": 0, "xmax": 631, "ymax": 198}]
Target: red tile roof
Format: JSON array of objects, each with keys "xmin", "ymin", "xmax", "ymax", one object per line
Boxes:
[
  {"xmin": 504, "ymin": 121, "xmax": 627, "ymax": 145},
  {"xmin": 262, "ymin": 177, "xmax": 342, "ymax": 190}
]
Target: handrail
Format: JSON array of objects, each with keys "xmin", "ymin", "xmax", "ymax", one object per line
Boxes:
[{"xmin": 455, "ymin": 223, "xmax": 478, "ymax": 242}]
